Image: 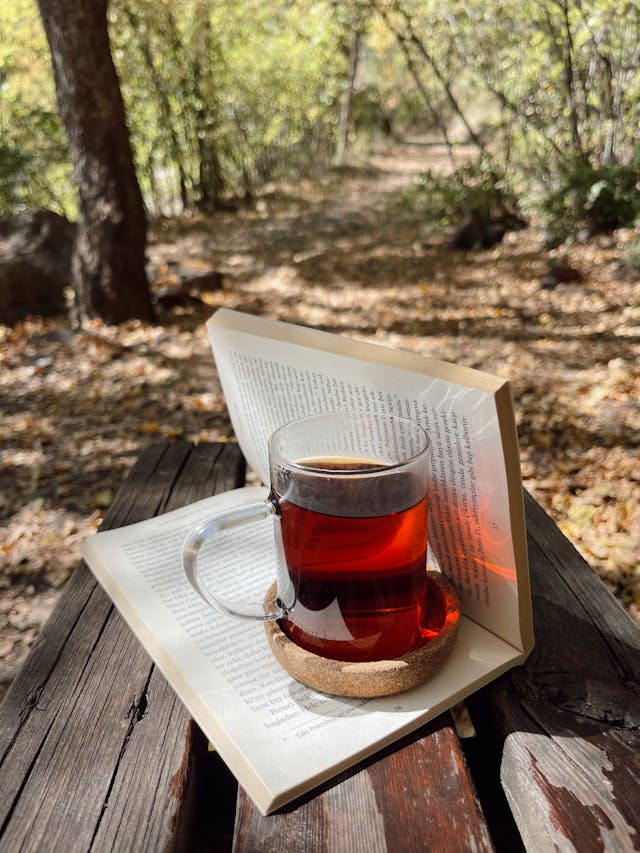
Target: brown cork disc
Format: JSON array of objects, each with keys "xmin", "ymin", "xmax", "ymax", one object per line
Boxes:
[{"xmin": 263, "ymin": 570, "xmax": 460, "ymax": 698}]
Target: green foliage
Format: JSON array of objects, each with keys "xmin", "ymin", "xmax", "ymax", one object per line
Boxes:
[
  {"xmin": 1, "ymin": 0, "xmax": 638, "ymax": 231},
  {"xmin": 393, "ymin": 0, "xmax": 640, "ymax": 232},
  {"xmin": 0, "ymin": 108, "xmax": 73, "ymax": 218},
  {"xmin": 623, "ymin": 237, "xmax": 640, "ymax": 275},
  {"xmin": 0, "ymin": 2, "xmax": 75, "ymax": 217},
  {"xmin": 540, "ymin": 159, "xmax": 640, "ymax": 238},
  {"xmin": 0, "ymin": 145, "xmax": 32, "ymax": 211},
  {"xmin": 108, "ymin": 0, "xmax": 346, "ymax": 212},
  {"xmin": 398, "ymin": 160, "xmax": 519, "ymax": 229}
]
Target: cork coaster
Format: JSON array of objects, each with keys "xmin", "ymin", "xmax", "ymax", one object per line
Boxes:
[{"xmin": 263, "ymin": 570, "xmax": 460, "ymax": 698}]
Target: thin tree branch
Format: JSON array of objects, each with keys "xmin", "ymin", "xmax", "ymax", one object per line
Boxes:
[{"xmin": 369, "ymin": 0, "xmax": 459, "ymax": 169}]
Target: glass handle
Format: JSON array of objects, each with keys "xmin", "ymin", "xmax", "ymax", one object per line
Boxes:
[{"xmin": 182, "ymin": 499, "xmax": 288, "ymax": 621}]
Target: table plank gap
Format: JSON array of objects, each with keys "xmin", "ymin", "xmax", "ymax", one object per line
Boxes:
[{"xmin": 0, "ymin": 441, "xmax": 246, "ymax": 853}]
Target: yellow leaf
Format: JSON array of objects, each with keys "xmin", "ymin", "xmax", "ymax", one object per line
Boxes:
[
  {"xmin": 138, "ymin": 421, "xmax": 162, "ymax": 434},
  {"xmin": 163, "ymin": 425, "xmax": 183, "ymax": 439},
  {"xmin": 567, "ymin": 503, "xmax": 596, "ymax": 526},
  {"xmin": 558, "ymin": 520, "xmax": 577, "ymax": 539},
  {"xmin": 92, "ymin": 490, "xmax": 113, "ymax": 509}
]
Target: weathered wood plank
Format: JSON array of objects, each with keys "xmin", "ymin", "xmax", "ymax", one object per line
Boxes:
[
  {"xmin": 233, "ymin": 715, "xmax": 495, "ymax": 852},
  {"xmin": 0, "ymin": 441, "xmax": 245, "ymax": 853},
  {"xmin": 474, "ymin": 490, "xmax": 640, "ymax": 852},
  {"xmin": 5, "ymin": 447, "xmax": 636, "ymax": 852}
]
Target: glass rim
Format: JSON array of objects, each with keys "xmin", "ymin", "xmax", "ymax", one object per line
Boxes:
[{"xmin": 268, "ymin": 412, "xmax": 430, "ymax": 476}]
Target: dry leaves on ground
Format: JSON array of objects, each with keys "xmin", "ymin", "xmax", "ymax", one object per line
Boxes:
[{"xmin": 1, "ymin": 143, "xmax": 639, "ymax": 697}]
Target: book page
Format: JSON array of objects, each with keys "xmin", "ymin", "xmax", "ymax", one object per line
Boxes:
[
  {"xmin": 82, "ymin": 488, "xmax": 524, "ymax": 815},
  {"xmin": 208, "ymin": 316, "xmax": 527, "ymax": 651}
]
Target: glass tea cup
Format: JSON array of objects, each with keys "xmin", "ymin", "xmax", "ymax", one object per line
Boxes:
[{"xmin": 182, "ymin": 412, "xmax": 430, "ymax": 663}]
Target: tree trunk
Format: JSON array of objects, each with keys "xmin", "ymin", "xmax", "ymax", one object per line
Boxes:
[
  {"xmin": 374, "ymin": 1, "xmax": 457, "ymax": 169},
  {"xmin": 335, "ymin": 25, "xmax": 361, "ymax": 165},
  {"xmin": 389, "ymin": 1, "xmax": 487, "ymax": 156},
  {"xmin": 37, "ymin": 0, "xmax": 154, "ymax": 324},
  {"xmin": 558, "ymin": 0, "xmax": 587, "ymax": 163},
  {"xmin": 125, "ymin": 7, "xmax": 191, "ymax": 214},
  {"xmin": 191, "ymin": 6, "xmax": 225, "ymax": 211}
]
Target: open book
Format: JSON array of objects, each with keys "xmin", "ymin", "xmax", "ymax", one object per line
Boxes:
[{"xmin": 82, "ymin": 307, "xmax": 533, "ymax": 815}]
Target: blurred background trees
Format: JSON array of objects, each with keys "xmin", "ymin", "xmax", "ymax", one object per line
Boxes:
[{"xmin": 1, "ymin": 0, "xmax": 638, "ymax": 236}]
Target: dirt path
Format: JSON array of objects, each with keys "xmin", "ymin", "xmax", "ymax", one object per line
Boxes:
[{"xmin": 1, "ymin": 142, "xmax": 639, "ymax": 699}]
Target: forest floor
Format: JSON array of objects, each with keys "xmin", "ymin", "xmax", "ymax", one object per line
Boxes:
[{"xmin": 1, "ymin": 141, "xmax": 639, "ymax": 699}]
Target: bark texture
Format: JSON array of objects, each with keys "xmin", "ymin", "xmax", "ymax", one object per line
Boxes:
[{"xmin": 37, "ymin": 0, "xmax": 154, "ymax": 323}]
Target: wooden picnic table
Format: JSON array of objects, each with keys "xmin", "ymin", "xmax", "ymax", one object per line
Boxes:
[{"xmin": 1, "ymin": 440, "xmax": 638, "ymax": 852}]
